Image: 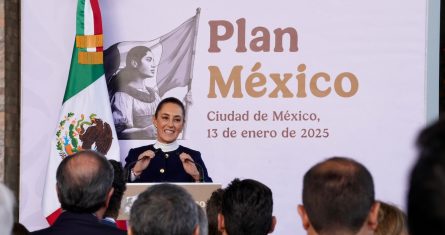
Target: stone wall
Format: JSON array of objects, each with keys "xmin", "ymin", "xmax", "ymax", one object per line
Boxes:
[
  {"xmin": 0, "ymin": 0, "xmax": 4, "ymax": 183},
  {"xmin": 0, "ymin": 0, "xmax": 20, "ymax": 220}
]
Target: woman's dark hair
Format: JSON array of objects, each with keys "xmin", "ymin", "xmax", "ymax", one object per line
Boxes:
[
  {"xmin": 106, "ymin": 46, "xmax": 153, "ymax": 97},
  {"xmin": 126, "ymin": 46, "xmax": 151, "ymax": 67},
  {"xmin": 154, "ymin": 97, "xmax": 186, "ymax": 119}
]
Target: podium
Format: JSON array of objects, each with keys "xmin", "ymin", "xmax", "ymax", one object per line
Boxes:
[{"xmin": 118, "ymin": 183, "xmax": 222, "ymax": 220}]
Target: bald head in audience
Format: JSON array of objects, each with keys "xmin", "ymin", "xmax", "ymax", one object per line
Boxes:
[
  {"xmin": 298, "ymin": 157, "xmax": 380, "ymax": 235},
  {"xmin": 56, "ymin": 150, "xmax": 114, "ymax": 217}
]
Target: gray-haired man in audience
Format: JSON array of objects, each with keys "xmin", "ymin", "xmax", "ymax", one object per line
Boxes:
[{"xmin": 129, "ymin": 184, "xmax": 200, "ymax": 235}]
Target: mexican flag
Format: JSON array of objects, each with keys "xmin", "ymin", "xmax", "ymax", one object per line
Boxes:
[{"xmin": 42, "ymin": 0, "xmax": 120, "ymax": 224}]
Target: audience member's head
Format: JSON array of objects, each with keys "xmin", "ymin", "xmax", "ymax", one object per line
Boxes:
[
  {"xmin": 408, "ymin": 118, "xmax": 445, "ymax": 235},
  {"xmin": 219, "ymin": 178, "xmax": 276, "ymax": 235},
  {"xmin": 104, "ymin": 160, "xmax": 126, "ymax": 219},
  {"xmin": 206, "ymin": 189, "xmax": 224, "ymax": 235},
  {"xmin": 129, "ymin": 184, "xmax": 199, "ymax": 235},
  {"xmin": 0, "ymin": 183, "xmax": 14, "ymax": 235},
  {"xmin": 376, "ymin": 201, "xmax": 408, "ymax": 235},
  {"xmin": 56, "ymin": 150, "xmax": 114, "ymax": 218},
  {"xmin": 298, "ymin": 157, "xmax": 380, "ymax": 235},
  {"xmin": 198, "ymin": 205, "xmax": 209, "ymax": 235},
  {"xmin": 12, "ymin": 222, "xmax": 30, "ymax": 235}
]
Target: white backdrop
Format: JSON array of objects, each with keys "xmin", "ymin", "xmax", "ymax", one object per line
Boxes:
[{"xmin": 21, "ymin": 0, "xmax": 433, "ymax": 234}]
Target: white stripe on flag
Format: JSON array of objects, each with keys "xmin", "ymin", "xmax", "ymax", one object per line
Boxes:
[{"xmin": 84, "ymin": 0, "xmax": 96, "ymax": 52}]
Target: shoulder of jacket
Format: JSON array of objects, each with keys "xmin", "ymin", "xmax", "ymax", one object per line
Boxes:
[
  {"xmin": 129, "ymin": 145, "xmax": 155, "ymax": 155},
  {"xmin": 179, "ymin": 145, "xmax": 200, "ymax": 155}
]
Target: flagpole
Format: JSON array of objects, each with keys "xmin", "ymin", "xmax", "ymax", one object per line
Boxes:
[{"xmin": 183, "ymin": 8, "xmax": 200, "ymax": 139}]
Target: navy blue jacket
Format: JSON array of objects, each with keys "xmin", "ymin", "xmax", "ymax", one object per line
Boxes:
[
  {"xmin": 31, "ymin": 212, "xmax": 125, "ymax": 235},
  {"xmin": 125, "ymin": 145, "xmax": 212, "ymax": 183}
]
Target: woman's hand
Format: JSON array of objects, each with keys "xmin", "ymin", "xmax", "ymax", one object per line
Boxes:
[
  {"xmin": 179, "ymin": 152, "xmax": 200, "ymax": 181},
  {"xmin": 133, "ymin": 150, "xmax": 155, "ymax": 176}
]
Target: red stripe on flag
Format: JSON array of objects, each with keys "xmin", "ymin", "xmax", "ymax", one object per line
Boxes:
[
  {"xmin": 116, "ymin": 220, "xmax": 128, "ymax": 230},
  {"xmin": 90, "ymin": 0, "xmax": 103, "ymax": 52},
  {"xmin": 46, "ymin": 208, "xmax": 62, "ymax": 225}
]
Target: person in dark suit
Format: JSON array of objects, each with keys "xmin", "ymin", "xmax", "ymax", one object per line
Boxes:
[
  {"xmin": 408, "ymin": 118, "xmax": 445, "ymax": 235},
  {"xmin": 13, "ymin": 222, "xmax": 30, "ymax": 235},
  {"xmin": 125, "ymin": 97, "xmax": 212, "ymax": 183},
  {"xmin": 101, "ymin": 160, "xmax": 127, "ymax": 228},
  {"xmin": 31, "ymin": 150, "xmax": 125, "ymax": 235}
]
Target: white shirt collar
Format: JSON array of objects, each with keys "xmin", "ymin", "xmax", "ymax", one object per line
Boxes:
[
  {"xmin": 154, "ymin": 140, "xmax": 179, "ymax": 152},
  {"xmin": 103, "ymin": 217, "xmax": 116, "ymax": 223}
]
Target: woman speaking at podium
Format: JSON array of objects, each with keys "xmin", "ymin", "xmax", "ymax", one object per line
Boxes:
[{"xmin": 125, "ymin": 97, "xmax": 212, "ymax": 183}]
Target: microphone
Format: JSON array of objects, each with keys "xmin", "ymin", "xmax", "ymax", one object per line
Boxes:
[
  {"xmin": 183, "ymin": 158, "xmax": 206, "ymax": 183},
  {"xmin": 125, "ymin": 148, "xmax": 160, "ymax": 182},
  {"xmin": 174, "ymin": 149, "xmax": 206, "ymax": 183}
]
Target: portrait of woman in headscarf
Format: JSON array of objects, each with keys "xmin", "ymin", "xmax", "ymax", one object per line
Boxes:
[{"xmin": 106, "ymin": 45, "xmax": 161, "ymax": 140}]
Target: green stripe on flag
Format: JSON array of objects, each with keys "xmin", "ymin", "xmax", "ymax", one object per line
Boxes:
[
  {"xmin": 76, "ymin": 0, "xmax": 85, "ymax": 35},
  {"xmin": 63, "ymin": 44, "xmax": 104, "ymax": 103}
]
